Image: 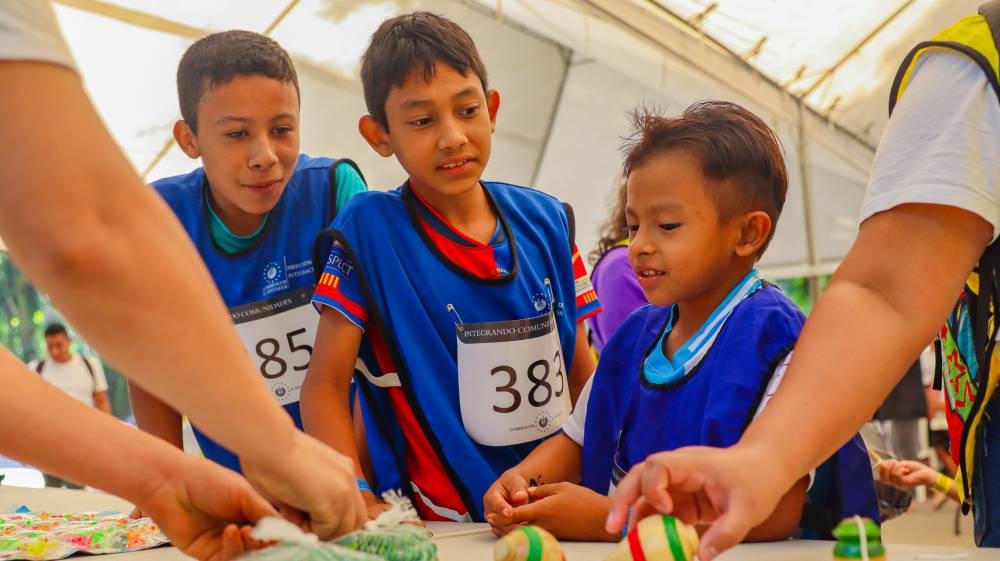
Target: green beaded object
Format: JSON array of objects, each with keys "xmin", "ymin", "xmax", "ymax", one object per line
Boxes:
[
  {"xmin": 335, "ymin": 524, "xmax": 436, "ymax": 561},
  {"xmin": 832, "ymin": 517, "xmax": 884, "ymax": 560}
]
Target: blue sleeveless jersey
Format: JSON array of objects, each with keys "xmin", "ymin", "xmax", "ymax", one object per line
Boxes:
[
  {"xmin": 154, "ymin": 154, "xmax": 347, "ymax": 472},
  {"xmin": 322, "ymin": 182, "xmax": 581, "ymax": 521},
  {"xmin": 581, "ymin": 285, "xmax": 880, "ymax": 536}
]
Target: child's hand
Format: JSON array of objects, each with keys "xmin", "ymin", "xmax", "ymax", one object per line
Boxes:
[
  {"xmin": 483, "ymin": 470, "xmax": 532, "ymax": 534},
  {"xmin": 492, "ymin": 483, "xmax": 618, "ymax": 542},
  {"xmin": 878, "ymin": 459, "xmax": 937, "ymax": 488}
]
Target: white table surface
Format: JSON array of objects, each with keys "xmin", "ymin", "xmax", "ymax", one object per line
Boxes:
[{"xmin": 2, "ymin": 486, "xmax": 995, "ymax": 560}]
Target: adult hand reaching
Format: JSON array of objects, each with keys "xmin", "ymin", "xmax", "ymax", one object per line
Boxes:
[
  {"xmin": 605, "ymin": 445, "xmax": 794, "ymax": 561},
  {"xmin": 135, "ymin": 455, "xmax": 275, "ymax": 561}
]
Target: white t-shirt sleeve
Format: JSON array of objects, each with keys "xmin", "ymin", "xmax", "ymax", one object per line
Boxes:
[
  {"xmin": 861, "ymin": 50, "xmax": 1000, "ymax": 241},
  {"xmin": 85, "ymin": 356, "xmax": 108, "ymax": 393},
  {"xmin": 0, "ymin": 1, "xmax": 76, "ymax": 71},
  {"xmin": 562, "ymin": 373, "xmax": 594, "ymax": 446}
]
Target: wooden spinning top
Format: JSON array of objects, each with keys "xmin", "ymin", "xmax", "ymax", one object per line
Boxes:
[
  {"xmin": 604, "ymin": 514, "xmax": 699, "ymax": 561},
  {"xmin": 494, "ymin": 525, "xmax": 565, "ymax": 561}
]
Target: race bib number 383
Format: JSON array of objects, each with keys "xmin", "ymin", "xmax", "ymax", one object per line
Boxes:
[
  {"xmin": 231, "ymin": 286, "xmax": 317, "ymax": 405},
  {"xmin": 457, "ymin": 311, "xmax": 569, "ymax": 446}
]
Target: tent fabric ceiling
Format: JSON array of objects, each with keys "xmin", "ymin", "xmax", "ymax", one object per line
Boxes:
[{"xmin": 42, "ymin": 0, "xmax": 972, "ymax": 278}]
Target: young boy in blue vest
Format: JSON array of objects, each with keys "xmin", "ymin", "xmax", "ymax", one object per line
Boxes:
[
  {"xmin": 302, "ymin": 12, "xmax": 601, "ymax": 522},
  {"xmin": 130, "ymin": 30, "xmax": 368, "ymax": 473},
  {"xmin": 483, "ymin": 102, "xmax": 879, "ymax": 541}
]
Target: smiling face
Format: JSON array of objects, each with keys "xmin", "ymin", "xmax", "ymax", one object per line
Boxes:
[
  {"xmin": 174, "ymin": 74, "xmax": 300, "ymax": 235},
  {"xmin": 360, "ymin": 63, "xmax": 499, "ymax": 207},
  {"xmin": 625, "ymin": 149, "xmax": 749, "ymax": 310}
]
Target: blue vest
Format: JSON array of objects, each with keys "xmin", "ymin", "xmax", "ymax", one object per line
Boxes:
[
  {"xmin": 154, "ymin": 154, "xmax": 349, "ymax": 472},
  {"xmin": 324, "ymin": 182, "xmax": 579, "ymax": 520},
  {"xmin": 581, "ymin": 285, "xmax": 880, "ymax": 536}
]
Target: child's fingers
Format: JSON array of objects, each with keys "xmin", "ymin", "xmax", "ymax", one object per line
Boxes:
[
  {"xmin": 509, "ymin": 489, "xmax": 531, "ymax": 506},
  {"xmin": 486, "ymin": 513, "xmax": 523, "ymax": 536},
  {"xmin": 484, "ymin": 488, "xmax": 514, "ymax": 517},
  {"xmin": 505, "ymin": 499, "xmax": 552, "ymax": 525},
  {"xmin": 526, "ymin": 484, "xmax": 562, "ymax": 500}
]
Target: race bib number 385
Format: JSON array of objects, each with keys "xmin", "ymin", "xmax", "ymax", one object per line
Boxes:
[
  {"xmin": 231, "ymin": 286, "xmax": 317, "ymax": 405},
  {"xmin": 457, "ymin": 311, "xmax": 569, "ymax": 446}
]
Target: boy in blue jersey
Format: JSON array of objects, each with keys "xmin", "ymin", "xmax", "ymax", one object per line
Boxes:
[
  {"xmin": 484, "ymin": 102, "xmax": 879, "ymax": 541},
  {"xmin": 130, "ymin": 30, "xmax": 368, "ymax": 473},
  {"xmin": 302, "ymin": 12, "xmax": 601, "ymax": 523}
]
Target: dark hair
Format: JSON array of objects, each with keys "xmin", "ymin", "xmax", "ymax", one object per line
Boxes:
[
  {"xmin": 44, "ymin": 323, "xmax": 68, "ymax": 338},
  {"xmin": 590, "ymin": 176, "xmax": 629, "ymax": 266},
  {"xmin": 177, "ymin": 30, "xmax": 299, "ymax": 134},
  {"xmin": 622, "ymin": 101, "xmax": 788, "ymax": 255},
  {"xmin": 360, "ymin": 12, "xmax": 488, "ymax": 129}
]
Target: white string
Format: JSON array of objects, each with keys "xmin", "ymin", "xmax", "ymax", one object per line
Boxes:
[{"xmin": 853, "ymin": 515, "xmax": 869, "ymax": 561}]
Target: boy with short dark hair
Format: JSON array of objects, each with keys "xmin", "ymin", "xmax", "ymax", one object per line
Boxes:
[
  {"xmin": 302, "ymin": 12, "xmax": 600, "ymax": 522},
  {"xmin": 484, "ymin": 101, "xmax": 880, "ymax": 541},
  {"xmin": 131, "ymin": 30, "xmax": 367, "ymax": 472}
]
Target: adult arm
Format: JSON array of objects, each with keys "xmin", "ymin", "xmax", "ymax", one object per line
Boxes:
[
  {"xmin": 0, "ymin": 60, "xmax": 364, "ymax": 538},
  {"xmin": 0, "ymin": 346, "xmax": 274, "ymax": 561}
]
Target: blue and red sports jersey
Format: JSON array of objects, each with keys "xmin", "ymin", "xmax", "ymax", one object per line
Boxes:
[{"xmin": 311, "ymin": 181, "xmax": 599, "ymax": 521}]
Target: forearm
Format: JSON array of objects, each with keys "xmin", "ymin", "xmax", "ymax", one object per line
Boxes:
[
  {"xmin": 301, "ymin": 379, "xmax": 366, "ymax": 479},
  {"xmin": 509, "ymin": 433, "xmax": 583, "ymax": 485},
  {"xmin": 0, "ymin": 63, "xmax": 296, "ymax": 462},
  {"xmin": 738, "ymin": 205, "xmax": 990, "ymax": 484},
  {"xmin": 130, "ymin": 384, "xmax": 184, "ymax": 448},
  {"xmin": 0, "ymin": 348, "xmax": 185, "ymax": 505}
]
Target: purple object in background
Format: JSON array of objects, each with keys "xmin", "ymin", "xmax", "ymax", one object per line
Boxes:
[{"xmin": 587, "ymin": 246, "xmax": 647, "ymax": 354}]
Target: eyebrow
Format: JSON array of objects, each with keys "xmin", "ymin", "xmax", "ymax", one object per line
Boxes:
[
  {"xmin": 625, "ymin": 202, "xmax": 682, "ymax": 216},
  {"xmin": 399, "ymin": 86, "xmax": 479, "ymax": 110},
  {"xmin": 214, "ymin": 113, "xmax": 297, "ymax": 125}
]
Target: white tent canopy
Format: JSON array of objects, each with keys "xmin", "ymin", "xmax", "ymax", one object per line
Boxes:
[{"xmin": 45, "ymin": 0, "xmax": 978, "ymax": 278}]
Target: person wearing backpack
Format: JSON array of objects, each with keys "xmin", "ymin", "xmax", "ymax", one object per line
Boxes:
[
  {"xmin": 27, "ymin": 323, "xmax": 110, "ymax": 488},
  {"xmin": 604, "ymin": 2, "xmax": 1000, "ymax": 559}
]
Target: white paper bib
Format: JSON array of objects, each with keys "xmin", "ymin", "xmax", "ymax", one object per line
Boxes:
[
  {"xmin": 456, "ymin": 311, "xmax": 570, "ymax": 446},
  {"xmin": 231, "ymin": 286, "xmax": 317, "ymax": 405}
]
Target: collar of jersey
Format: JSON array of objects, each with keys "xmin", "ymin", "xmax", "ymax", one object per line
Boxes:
[
  {"xmin": 643, "ymin": 269, "xmax": 762, "ymax": 385},
  {"xmin": 407, "ymin": 181, "xmax": 505, "ymax": 246},
  {"xmin": 204, "ymin": 187, "xmax": 270, "ymax": 253}
]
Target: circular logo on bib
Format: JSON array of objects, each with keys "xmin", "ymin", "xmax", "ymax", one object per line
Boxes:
[
  {"xmin": 272, "ymin": 382, "xmax": 288, "ymax": 399},
  {"xmin": 535, "ymin": 412, "xmax": 551, "ymax": 430}
]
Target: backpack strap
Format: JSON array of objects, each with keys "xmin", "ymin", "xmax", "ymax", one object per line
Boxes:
[
  {"xmin": 972, "ymin": 241, "xmax": 1000, "ymax": 368},
  {"xmin": 80, "ymin": 355, "xmax": 97, "ymax": 388},
  {"xmin": 34, "ymin": 360, "xmax": 46, "ymax": 375}
]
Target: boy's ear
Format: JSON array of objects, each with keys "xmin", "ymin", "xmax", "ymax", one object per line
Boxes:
[
  {"xmin": 173, "ymin": 120, "xmax": 200, "ymax": 159},
  {"xmin": 486, "ymin": 89, "xmax": 500, "ymax": 133},
  {"xmin": 358, "ymin": 115, "xmax": 393, "ymax": 157},
  {"xmin": 734, "ymin": 210, "xmax": 773, "ymax": 258}
]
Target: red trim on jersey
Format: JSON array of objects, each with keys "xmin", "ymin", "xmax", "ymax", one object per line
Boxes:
[
  {"xmin": 410, "ymin": 185, "xmax": 489, "ymax": 248},
  {"xmin": 315, "ymin": 282, "xmax": 368, "ymax": 323},
  {"xmin": 418, "ymin": 218, "xmax": 502, "ymax": 280},
  {"xmin": 367, "ymin": 326, "xmax": 468, "ymax": 520}
]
